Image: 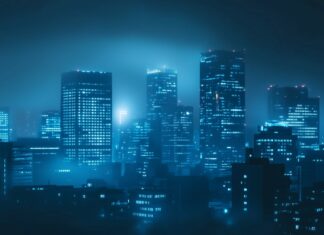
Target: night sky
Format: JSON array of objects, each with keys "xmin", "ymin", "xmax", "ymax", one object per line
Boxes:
[{"xmin": 0, "ymin": 0, "xmax": 323, "ymax": 142}]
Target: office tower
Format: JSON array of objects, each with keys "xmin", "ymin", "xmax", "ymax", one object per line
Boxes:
[
  {"xmin": 11, "ymin": 138, "xmax": 60, "ymax": 186},
  {"xmin": 146, "ymin": 68, "xmax": 195, "ymax": 175},
  {"xmin": 268, "ymin": 85, "xmax": 320, "ymax": 157},
  {"xmin": 0, "ymin": 108, "xmax": 9, "ymax": 142},
  {"xmin": 200, "ymin": 50, "xmax": 246, "ymax": 177},
  {"xmin": 232, "ymin": 158, "xmax": 290, "ymax": 224},
  {"xmin": 171, "ymin": 105, "xmax": 194, "ymax": 175},
  {"xmin": 40, "ymin": 111, "xmax": 61, "ymax": 140},
  {"xmin": 116, "ymin": 122, "xmax": 133, "ymax": 164},
  {"xmin": 146, "ymin": 68, "xmax": 177, "ymax": 162},
  {"xmin": 254, "ymin": 123, "xmax": 298, "ymax": 176},
  {"xmin": 115, "ymin": 109, "xmax": 128, "ymax": 161},
  {"xmin": 116, "ymin": 117, "xmax": 156, "ymax": 179},
  {"xmin": 61, "ymin": 71, "xmax": 112, "ymax": 166},
  {"xmin": 0, "ymin": 142, "xmax": 13, "ymax": 198},
  {"xmin": 117, "ymin": 119, "xmax": 153, "ymax": 164}
]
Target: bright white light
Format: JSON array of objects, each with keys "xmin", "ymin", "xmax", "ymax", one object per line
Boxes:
[{"xmin": 118, "ymin": 109, "xmax": 128, "ymax": 125}]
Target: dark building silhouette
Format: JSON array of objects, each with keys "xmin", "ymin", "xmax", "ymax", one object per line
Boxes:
[
  {"xmin": 132, "ymin": 185, "xmax": 168, "ymax": 224},
  {"xmin": 8, "ymin": 185, "xmax": 130, "ymax": 220},
  {"xmin": 40, "ymin": 110, "xmax": 61, "ymax": 140},
  {"xmin": 245, "ymin": 147, "xmax": 255, "ymax": 161},
  {"xmin": 61, "ymin": 71, "xmax": 112, "ymax": 167},
  {"xmin": 300, "ymin": 147, "xmax": 324, "ymax": 188},
  {"xmin": 267, "ymin": 85, "xmax": 320, "ymax": 157},
  {"xmin": 277, "ymin": 182, "xmax": 324, "ymax": 235},
  {"xmin": 200, "ymin": 50, "xmax": 245, "ymax": 177},
  {"xmin": 299, "ymin": 182, "xmax": 324, "ymax": 234},
  {"xmin": 0, "ymin": 142, "xmax": 13, "ymax": 198},
  {"xmin": 232, "ymin": 158, "xmax": 290, "ymax": 224},
  {"xmin": 132, "ymin": 176, "xmax": 209, "ymax": 224}
]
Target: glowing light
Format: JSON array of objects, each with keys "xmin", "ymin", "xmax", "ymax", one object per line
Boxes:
[
  {"xmin": 215, "ymin": 92, "xmax": 219, "ymax": 101},
  {"xmin": 118, "ymin": 109, "xmax": 128, "ymax": 125}
]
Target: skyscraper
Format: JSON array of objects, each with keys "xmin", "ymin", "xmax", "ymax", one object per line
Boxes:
[
  {"xmin": 254, "ymin": 123, "xmax": 298, "ymax": 176},
  {"xmin": 0, "ymin": 108, "xmax": 9, "ymax": 142},
  {"xmin": 117, "ymin": 118, "xmax": 153, "ymax": 164},
  {"xmin": 200, "ymin": 50, "xmax": 246, "ymax": 177},
  {"xmin": 267, "ymin": 85, "xmax": 320, "ymax": 157},
  {"xmin": 40, "ymin": 111, "xmax": 61, "ymax": 140},
  {"xmin": 146, "ymin": 68, "xmax": 177, "ymax": 162},
  {"xmin": 61, "ymin": 71, "xmax": 112, "ymax": 166},
  {"xmin": 171, "ymin": 105, "xmax": 194, "ymax": 175}
]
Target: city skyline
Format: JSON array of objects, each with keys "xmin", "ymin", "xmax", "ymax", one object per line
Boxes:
[
  {"xmin": 1, "ymin": 0, "xmax": 324, "ymax": 143},
  {"xmin": 1, "ymin": 65, "xmax": 322, "ymax": 145},
  {"xmin": 0, "ymin": 1, "xmax": 323, "ymax": 234}
]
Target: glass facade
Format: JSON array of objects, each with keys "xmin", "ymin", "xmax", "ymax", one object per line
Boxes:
[
  {"xmin": 171, "ymin": 105, "xmax": 194, "ymax": 175},
  {"xmin": 200, "ymin": 50, "xmax": 246, "ymax": 177},
  {"xmin": 267, "ymin": 85, "xmax": 320, "ymax": 158},
  {"xmin": 61, "ymin": 71, "xmax": 112, "ymax": 166},
  {"xmin": 117, "ymin": 119, "xmax": 153, "ymax": 164},
  {"xmin": 254, "ymin": 124, "xmax": 298, "ymax": 176},
  {"xmin": 146, "ymin": 69, "xmax": 194, "ymax": 174},
  {"xmin": 40, "ymin": 111, "xmax": 61, "ymax": 140},
  {"xmin": 146, "ymin": 68, "xmax": 177, "ymax": 162},
  {"xmin": 0, "ymin": 108, "xmax": 9, "ymax": 142}
]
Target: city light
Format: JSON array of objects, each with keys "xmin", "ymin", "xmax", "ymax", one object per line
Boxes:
[
  {"xmin": 0, "ymin": 1, "xmax": 323, "ymax": 234},
  {"xmin": 118, "ymin": 108, "xmax": 128, "ymax": 125}
]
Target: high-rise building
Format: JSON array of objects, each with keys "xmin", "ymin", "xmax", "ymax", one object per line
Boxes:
[
  {"xmin": 146, "ymin": 68, "xmax": 177, "ymax": 162},
  {"xmin": 0, "ymin": 108, "xmax": 9, "ymax": 142},
  {"xmin": 11, "ymin": 138, "xmax": 60, "ymax": 186},
  {"xmin": 40, "ymin": 111, "xmax": 61, "ymax": 140},
  {"xmin": 146, "ymin": 69, "xmax": 195, "ymax": 175},
  {"xmin": 61, "ymin": 71, "xmax": 112, "ymax": 166},
  {"xmin": 117, "ymin": 118, "xmax": 153, "ymax": 164},
  {"xmin": 254, "ymin": 123, "xmax": 298, "ymax": 176},
  {"xmin": 200, "ymin": 50, "xmax": 246, "ymax": 177},
  {"xmin": 232, "ymin": 158, "xmax": 290, "ymax": 224},
  {"xmin": 267, "ymin": 85, "xmax": 320, "ymax": 157},
  {"xmin": 171, "ymin": 105, "xmax": 194, "ymax": 175}
]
